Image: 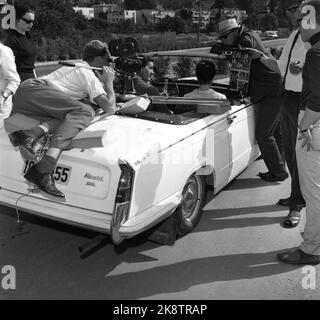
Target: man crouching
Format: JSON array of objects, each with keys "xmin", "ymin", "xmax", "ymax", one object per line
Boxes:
[{"xmin": 8, "ymin": 40, "xmax": 116, "ymax": 199}]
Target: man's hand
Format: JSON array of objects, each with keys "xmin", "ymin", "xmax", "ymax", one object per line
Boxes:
[
  {"xmin": 95, "ymin": 66, "xmax": 115, "ymax": 87},
  {"xmin": 101, "ymin": 66, "xmax": 115, "ymax": 85},
  {"xmin": 244, "ymin": 47, "xmax": 265, "ymax": 60},
  {"xmin": 299, "ymin": 129, "xmax": 313, "ymax": 151},
  {"xmin": 289, "ymin": 61, "xmax": 304, "ymax": 74}
]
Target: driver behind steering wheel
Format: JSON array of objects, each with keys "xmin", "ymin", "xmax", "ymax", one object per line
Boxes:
[{"xmin": 133, "ymin": 56, "xmax": 172, "ymax": 113}]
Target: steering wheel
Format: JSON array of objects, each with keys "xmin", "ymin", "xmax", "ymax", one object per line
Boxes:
[{"xmin": 155, "ymin": 76, "xmax": 180, "ymax": 97}]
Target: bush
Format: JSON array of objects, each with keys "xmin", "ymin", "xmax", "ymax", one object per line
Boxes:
[{"xmin": 173, "ymin": 57, "xmax": 196, "ymax": 78}]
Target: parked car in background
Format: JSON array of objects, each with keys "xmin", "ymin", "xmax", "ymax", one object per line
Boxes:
[
  {"xmin": 264, "ymin": 30, "xmax": 279, "ymax": 39},
  {"xmin": 0, "ymin": 50, "xmax": 260, "ymax": 246}
]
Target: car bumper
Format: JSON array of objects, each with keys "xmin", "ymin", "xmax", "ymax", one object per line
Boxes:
[{"xmin": 0, "ymin": 187, "xmax": 182, "ymax": 243}]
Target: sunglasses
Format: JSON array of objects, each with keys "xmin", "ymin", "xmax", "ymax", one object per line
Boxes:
[
  {"xmin": 219, "ymin": 30, "xmax": 235, "ymax": 40},
  {"xmin": 21, "ymin": 17, "xmax": 35, "ymax": 24},
  {"xmin": 287, "ymin": 5, "xmax": 300, "ymax": 14}
]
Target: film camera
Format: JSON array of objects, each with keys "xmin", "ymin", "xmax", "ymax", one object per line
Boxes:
[{"xmin": 109, "ymin": 38, "xmax": 145, "ymax": 100}]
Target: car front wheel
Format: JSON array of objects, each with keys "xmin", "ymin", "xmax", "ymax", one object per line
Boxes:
[{"xmin": 176, "ymin": 174, "xmax": 206, "ymax": 237}]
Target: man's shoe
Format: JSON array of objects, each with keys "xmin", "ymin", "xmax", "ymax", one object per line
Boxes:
[
  {"xmin": 9, "ymin": 130, "xmax": 36, "ymax": 156},
  {"xmin": 258, "ymin": 171, "xmax": 289, "ymax": 182},
  {"xmin": 24, "ymin": 166, "xmax": 65, "ymax": 199},
  {"xmin": 277, "ymin": 249, "xmax": 320, "ymax": 265},
  {"xmin": 277, "ymin": 197, "xmax": 290, "ymax": 206},
  {"xmin": 282, "ymin": 210, "xmax": 301, "ymax": 229}
]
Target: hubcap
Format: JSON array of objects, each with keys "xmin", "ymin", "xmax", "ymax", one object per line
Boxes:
[{"xmin": 181, "ymin": 176, "xmax": 202, "ymax": 221}]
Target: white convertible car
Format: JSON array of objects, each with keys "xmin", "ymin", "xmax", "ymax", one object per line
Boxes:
[{"xmin": 0, "ymin": 51, "xmax": 259, "ymax": 245}]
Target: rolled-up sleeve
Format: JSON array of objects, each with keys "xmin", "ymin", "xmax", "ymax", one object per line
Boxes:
[
  {"xmin": 305, "ymin": 49, "xmax": 320, "ymax": 112},
  {"xmin": 1, "ymin": 46, "xmax": 20, "ymax": 94}
]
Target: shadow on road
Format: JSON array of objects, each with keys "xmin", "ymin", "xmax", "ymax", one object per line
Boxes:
[
  {"xmin": 69, "ymin": 250, "xmax": 299, "ymax": 299},
  {"xmin": 226, "ymin": 178, "xmax": 282, "ymax": 191}
]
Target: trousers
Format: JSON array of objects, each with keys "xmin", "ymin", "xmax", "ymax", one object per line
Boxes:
[
  {"xmin": 12, "ymin": 79, "xmax": 95, "ymax": 150},
  {"xmin": 297, "ymin": 135, "xmax": 320, "ymax": 255},
  {"xmin": 280, "ymin": 91, "xmax": 305, "ymax": 210},
  {"xmin": 255, "ymin": 94, "xmax": 285, "ymax": 174}
]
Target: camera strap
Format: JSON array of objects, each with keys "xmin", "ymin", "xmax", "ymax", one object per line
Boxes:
[{"xmin": 283, "ymin": 30, "xmax": 300, "ymax": 89}]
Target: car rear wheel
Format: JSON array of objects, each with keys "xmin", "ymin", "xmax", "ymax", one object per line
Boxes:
[{"xmin": 177, "ymin": 174, "xmax": 206, "ymax": 237}]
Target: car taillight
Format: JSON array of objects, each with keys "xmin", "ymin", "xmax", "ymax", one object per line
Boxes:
[{"xmin": 113, "ymin": 161, "xmax": 135, "ymax": 225}]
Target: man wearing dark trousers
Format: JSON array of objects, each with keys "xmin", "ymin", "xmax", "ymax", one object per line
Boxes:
[
  {"xmin": 277, "ymin": 0, "xmax": 309, "ymax": 228},
  {"xmin": 211, "ymin": 18, "xmax": 288, "ymax": 182}
]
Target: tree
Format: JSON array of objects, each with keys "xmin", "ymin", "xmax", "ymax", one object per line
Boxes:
[
  {"xmin": 118, "ymin": 19, "xmax": 136, "ymax": 34},
  {"xmin": 179, "ymin": 8, "xmax": 192, "ymax": 22},
  {"xmin": 261, "ymin": 12, "xmax": 279, "ymax": 31}
]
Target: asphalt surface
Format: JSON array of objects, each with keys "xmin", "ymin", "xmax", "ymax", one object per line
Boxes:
[{"xmin": 1, "ymin": 158, "xmax": 319, "ymax": 300}]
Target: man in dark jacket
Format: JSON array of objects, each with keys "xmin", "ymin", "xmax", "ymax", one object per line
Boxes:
[{"xmin": 211, "ymin": 18, "xmax": 288, "ymax": 182}]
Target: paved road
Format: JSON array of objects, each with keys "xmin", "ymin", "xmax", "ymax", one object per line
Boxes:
[{"xmin": 1, "ymin": 158, "xmax": 319, "ymax": 300}]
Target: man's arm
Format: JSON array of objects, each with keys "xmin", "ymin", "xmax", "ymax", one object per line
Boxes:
[
  {"xmin": 299, "ymin": 50, "xmax": 320, "ymax": 130},
  {"xmin": 1, "ymin": 46, "xmax": 21, "ymax": 96},
  {"xmin": 93, "ymin": 66, "xmax": 116, "ymax": 115},
  {"xmin": 240, "ymin": 32, "xmax": 281, "ymax": 74}
]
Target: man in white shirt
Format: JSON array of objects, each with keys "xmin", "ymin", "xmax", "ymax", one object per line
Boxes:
[
  {"xmin": 184, "ymin": 60, "xmax": 226, "ymax": 100},
  {"xmin": 0, "ymin": 29, "xmax": 20, "ymax": 121},
  {"xmin": 276, "ymin": 0, "xmax": 310, "ymax": 228},
  {"xmin": 8, "ymin": 40, "xmax": 116, "ymax": 199}
]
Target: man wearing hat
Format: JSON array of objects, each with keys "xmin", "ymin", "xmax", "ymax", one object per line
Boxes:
[
  {"xmin": 276, "ymin": 0, "xmax": 309, "ymax": 229},
  {"xmin": 211, "ymin": 18, "xmax": 288, "ymax": 183}
]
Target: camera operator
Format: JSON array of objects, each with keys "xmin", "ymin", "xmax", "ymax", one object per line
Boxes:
[{"xmin": 211, "ymin": 18, "xmax": 287, "ymax": 182}]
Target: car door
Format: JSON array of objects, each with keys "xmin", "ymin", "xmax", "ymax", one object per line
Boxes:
[
  {"xmin": 226, "ymin": 103, "xmax": 257, "ymax": 182},
  {"xmin": 204, "ymin": 113, "xmax": 231, "ymax": 193}
]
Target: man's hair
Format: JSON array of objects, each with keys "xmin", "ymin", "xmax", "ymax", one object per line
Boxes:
[
  {"xmin": 301, "ymin": 0, "xmax": 320, "ymax": 24},
  {"xmin": 15, "ymin": 4, "xmax": 35, "ymax": 20},
  {"xmin": 140, "ymin": 56, "xmax": 154, "ymax": 69},
  {"xmin": 196, "ymin": 60, "xmax": 217, "ymax": 85},
  {"xmin": 83, "ymin": 40, "xmax": 109, "ymax": 62}
]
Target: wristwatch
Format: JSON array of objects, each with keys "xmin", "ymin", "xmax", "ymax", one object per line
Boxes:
[
  {"xmin": 1, "ymin": 91, "xmax": 9, "ymax": 99},
  {"xmin": 300, "ymin": 127, "xmax": 309, "ymax": 133}
]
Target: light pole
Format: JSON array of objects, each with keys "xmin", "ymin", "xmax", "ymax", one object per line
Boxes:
[{"xmin": 197, "ymin": 0, "xmax": 201, "ymax": 47}]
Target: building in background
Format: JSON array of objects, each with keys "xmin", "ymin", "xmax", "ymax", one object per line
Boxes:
[
  {"xmin": 192, "ymin": 9, "xmax": 211, "ymax": 30},
  {"xmin": 73, "ymin": 6, "xmax": 94, "ymax": 19},
  {"xmin": 210, "ymin": 8, "xmax": 247, "ymax": 26},
  {"xmin": 106, "ymin": 9, "xmax": 136, "ymax": 24},
  {"xmin": 150, "ymin": 10, "xmax": 175, "ymax": 24},
  {"xmin": 92, "ymin": 3, "xmax": 121, "ymax": 16}
]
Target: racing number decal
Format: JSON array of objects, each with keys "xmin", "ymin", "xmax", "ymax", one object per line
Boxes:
[
  {"xmin": 23, "ymin": 160, "xmax": 35, "ymax": 174},
  {"xmin": 53, "ymin": 166, "xmax": 71, "ymax": 185},
  {"xmin": 24, "ymin": 161, "xmax": 72, "ymax": 185}
]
